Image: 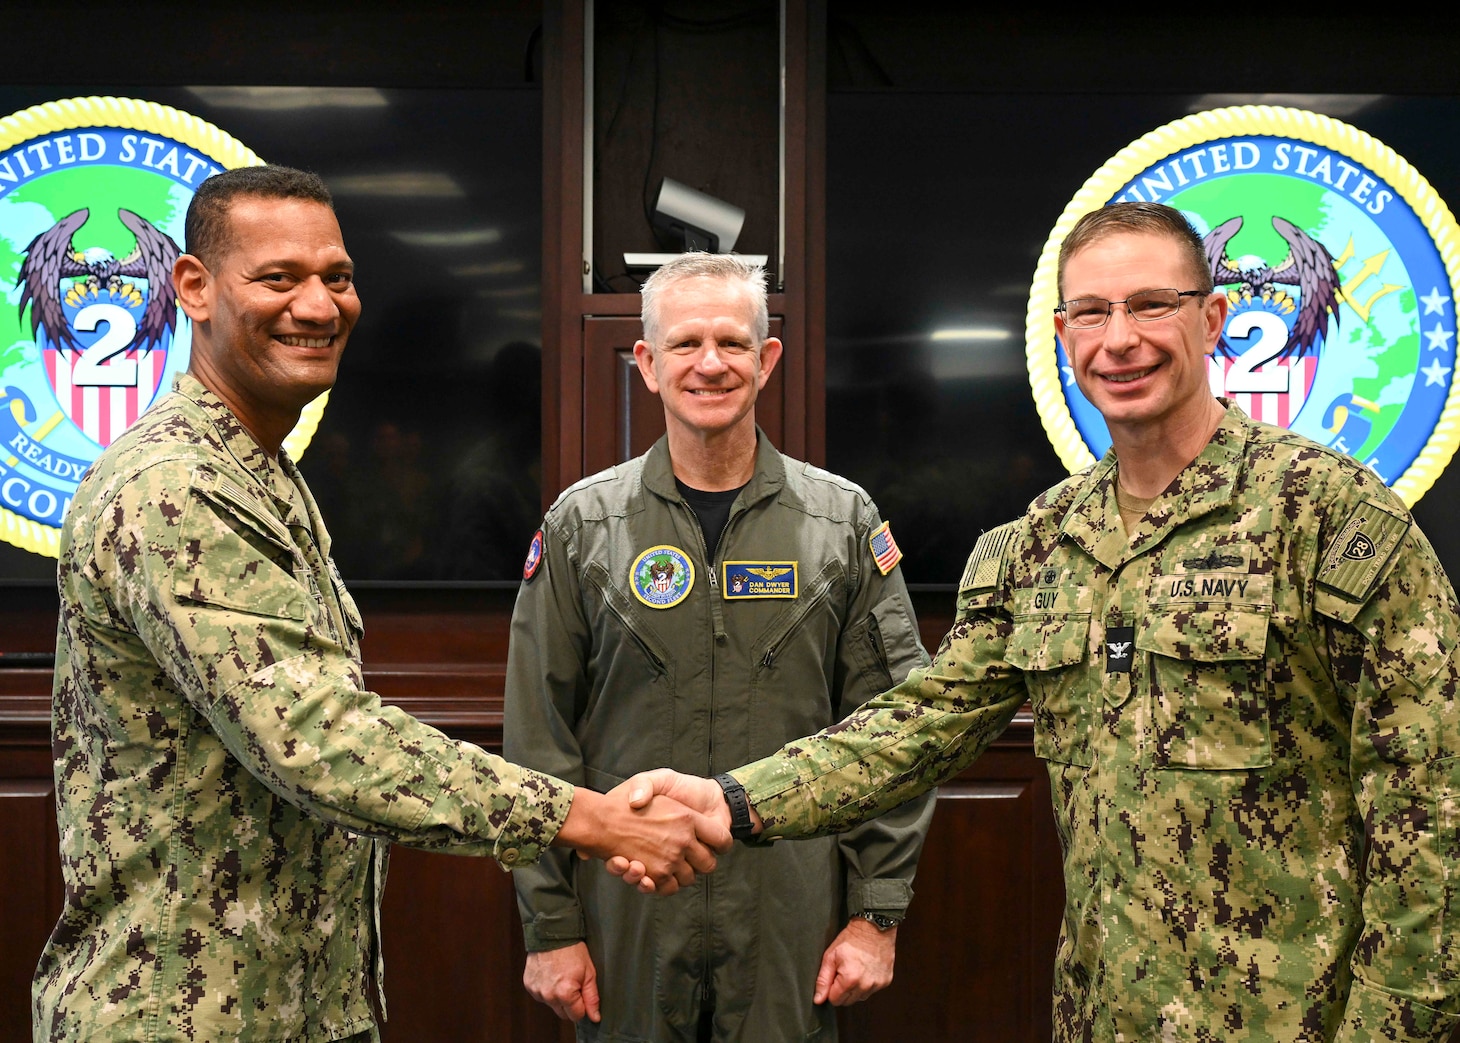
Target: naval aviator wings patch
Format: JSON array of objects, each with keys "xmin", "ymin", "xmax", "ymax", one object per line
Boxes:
[{"xmin": 1318, "ymin": 496, "xmax": 1409, "ymax": 604}]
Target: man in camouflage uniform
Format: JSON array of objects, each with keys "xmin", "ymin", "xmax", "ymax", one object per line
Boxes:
[
  {"xmin": 33, "ymin": 165, "xmax": 727, "ymax": 1043},
  {"xmin": 628, "ymin": 203, "xmax": 1460, "ymax": 1041},
  {"xmin": 506, "ymin": 254, "xmax": 934, "ymax": 1041}
]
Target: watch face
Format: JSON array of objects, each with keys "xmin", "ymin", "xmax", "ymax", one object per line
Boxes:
[{"xmin": 861, "ymin": 912, "xmax": 901, "ymax": 931}]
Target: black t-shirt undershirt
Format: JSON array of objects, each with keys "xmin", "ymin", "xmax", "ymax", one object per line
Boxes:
[{"xmin": 675, "ymin": 478, "xmax": 747, "ymax": 561}]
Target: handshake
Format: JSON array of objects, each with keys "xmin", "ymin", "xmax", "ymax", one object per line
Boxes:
[{"xmin": 554, "ymin": 769, "xmax": 763, "ymax": 895}]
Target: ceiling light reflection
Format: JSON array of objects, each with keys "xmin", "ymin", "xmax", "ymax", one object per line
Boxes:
[
  {"xmin": 187, "ymin": 87, "xmax": 389, "ymax": 110},
  {"xmin": 930, "ymin": 328, "xmax": 1012, "ymax": 342},
  {"xmin": 451, "ymin": 260, "xmax": 526, "ymax": 277},
  {"xmin": 330, "ymin": 172, "xmax": 464, "ymax": 198},
  {"xmin": 392, "ymin": 228, "xmax": 502, "ymax": 248}
]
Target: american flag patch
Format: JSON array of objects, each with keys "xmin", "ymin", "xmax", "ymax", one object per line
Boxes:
[{"xmin": 869, "ymin": 521, "xmax": 903, "ymax": 575}]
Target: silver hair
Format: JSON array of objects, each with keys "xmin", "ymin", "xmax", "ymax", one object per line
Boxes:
[{"xmin": 639, "ymin": 253, "xmax": 770, "ymax": 347}]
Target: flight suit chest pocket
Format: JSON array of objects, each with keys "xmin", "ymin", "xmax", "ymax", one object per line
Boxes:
[
  {"xmin": 1006, "ymin": 586, "xmax": 1094, "ymax": 768},
  {"xmin": 585, "ymin": 561, "xmax": 673, "ymax": 678},
  {"xmin": 1139, "ymin": 579, "xmax": 1274, "ymax": 770}
]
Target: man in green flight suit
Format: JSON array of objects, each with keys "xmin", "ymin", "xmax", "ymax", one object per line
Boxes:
[
  {"xmin": 34, "ymin": 165, "xmax": 727, "ymax": 1043},
  {"xmin": 623, "ymin": 204, "xmax": 1460, "ymax": 1042},
  {"xmin": 505, "ymin": 253, "xmax": 934, "ymax": 1041}
]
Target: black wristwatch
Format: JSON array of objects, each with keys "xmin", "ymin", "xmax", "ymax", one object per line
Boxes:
[
  {"xmin": 855, "ymin": 911, "xmax": 904, "ymax": 931},
  {"xmin": 712, "ymin": 773, "xmax": 755, "ymax": 841}
]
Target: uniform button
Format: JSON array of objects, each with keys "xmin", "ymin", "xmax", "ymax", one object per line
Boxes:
[{"xmin": 500, "ymin": 847, "xmax": 519, "ymax": 865}]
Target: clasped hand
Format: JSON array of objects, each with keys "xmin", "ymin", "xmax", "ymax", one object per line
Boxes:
[
  {"xmin": 604, "ymin": 770, "xmax": 734, "ymax": 893},
  {"xmin": 557, "ymin": 772, "xmax": 730, "ymax": 895}
]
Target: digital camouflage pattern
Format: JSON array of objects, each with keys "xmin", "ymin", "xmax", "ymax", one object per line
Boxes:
[
  {"xmin": 734, "ymin": 405, "xmax": 1460, "ymax": 1042},
  {"xmin": 506, "ymin": 432, "xmax": 933, "ymax": 1041},
  {"xmin": 35, "ymin": 374, "xmax": 575, "ymax": 1043}
]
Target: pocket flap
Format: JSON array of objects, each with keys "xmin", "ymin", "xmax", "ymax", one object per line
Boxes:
[
  {"xmin": 1138, "ymin": 607, "xmax": 1269, "ymax": 662},
  {"xmin": 172, "ymin": 472, "xmax": 310, "ymax": 620},
  {"xmin": 1006, "ymin": 614, "xmax": 1090, "ymax": 672}
]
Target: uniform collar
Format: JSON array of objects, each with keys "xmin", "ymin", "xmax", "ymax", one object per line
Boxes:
[
  {"xmin": 1060, "ymin": 401, "xmax": 1251, "ymax": 569},
  {"xmin": 173, "ymin": 372, "xmax": 301, "ymax": 523},
  {"xmin": 642, "ymin": 426, "xmax": 785, "ymax": 509}
]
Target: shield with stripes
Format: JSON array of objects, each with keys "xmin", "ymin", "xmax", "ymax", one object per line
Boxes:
[
  {"xmin": 1206, "ymin": 353, "xmax": 1318, "ymax": 430},
  {"xmin": 1203, "ymin": 297, "xmax": 1322, "ymax": 429},
  {"xmin": 41, "ymin": 295, "xmax": 170, "ymax": 448}
]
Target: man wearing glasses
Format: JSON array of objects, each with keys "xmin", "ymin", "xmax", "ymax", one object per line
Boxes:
[{"xmin": 626, "ymin": 203, "xmax": 1460, "ymax": 1041}]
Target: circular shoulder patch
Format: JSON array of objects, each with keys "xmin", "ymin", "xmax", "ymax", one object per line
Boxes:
[
  {"xmin": 1027, "ymin": 105, "xmax": 1460, "ymax": 507},
  {"xmin": 0, "ymin": 96, "xmax": 266, "ymax": 558},
  {"xmin": 523, "ymin": 529, "xmax": 545, "ymax": 581},
  {"xmin": 630, "ymin": 544, "xmax": 695, "ymax": 609}
]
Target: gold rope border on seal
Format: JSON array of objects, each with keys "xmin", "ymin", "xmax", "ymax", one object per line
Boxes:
[
  {"xmin": 0, "ymin": 97, "xmax": 335, "ymax": 559},
  {"xmin": 1025, "ymin": 104, "xmax": 1460, "ymax": 507}
]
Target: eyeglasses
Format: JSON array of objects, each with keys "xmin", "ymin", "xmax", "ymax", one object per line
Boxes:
[{"xmin": 1054, "ymin": 289, "xmax": 1208, "ymax": 329}]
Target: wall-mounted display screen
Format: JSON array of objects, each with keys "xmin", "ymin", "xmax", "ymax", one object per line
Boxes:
[
  {"xmin": 826, "ymin": 93, "xmax": 1460, "ymax": 586},
  {"xmin": 0, "ymin": 85, "xmax": 542, "ymax": 584}
]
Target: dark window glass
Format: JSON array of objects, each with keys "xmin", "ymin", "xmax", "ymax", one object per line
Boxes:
[
  {"xmin": 827, "ymin": 93, "xmax": 1460, "ymax": 586},
  {"xmin": 0, "ymin": 85, "xmax": 541, "ymax": 583}
]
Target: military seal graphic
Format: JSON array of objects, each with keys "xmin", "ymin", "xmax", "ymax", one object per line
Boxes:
[
  {"xmin": 0, "ymin": 97, "xmax": 265, "ymax": 557},
  {"xmin": 631, "ymin": 545, "xmax": 695, "ymax": 609},
  {"xmin": 1027, "ymin": 106, "xmax": 1460, "ymax": 507}
]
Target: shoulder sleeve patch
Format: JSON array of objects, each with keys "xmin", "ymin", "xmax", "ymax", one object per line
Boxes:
[
  {"xmin": 1317, "ymin": 495, "xmax": 1410, "ymax": 607},
  {"xmin": 959, "ymin": 520, "xmax": 1020, "ymax": 593}
]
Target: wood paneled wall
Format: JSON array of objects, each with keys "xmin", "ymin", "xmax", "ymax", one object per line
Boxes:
[{"xmin": 0, "ymin": 588, "xmax": 1064, "ymax": 1043}]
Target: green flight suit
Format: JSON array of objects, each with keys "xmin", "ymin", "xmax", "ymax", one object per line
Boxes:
[
  {"xmin": 506, "ymin": 432, "xmax": 934, "ymax": 1042},
  {"xmin": 733, "ymin": 406, "xmax": 1460, "ymax": 1042},
  {"xmin": 36, "ymin": 375, "xmax": 574, "ymax": 1043}
]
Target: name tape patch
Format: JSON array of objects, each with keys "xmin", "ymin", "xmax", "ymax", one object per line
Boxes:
[{"xmin": 723, "ymin": 561, "xmax": 798, "ymax": 599}]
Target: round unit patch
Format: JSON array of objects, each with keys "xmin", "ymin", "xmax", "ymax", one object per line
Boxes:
[
  {"xmin": 523, "ymin": 529, "xmax": 545, "ymax": 581},
  {"xmin": 1027, "ymin": 105, "xmax": 1460, "ymax": 507},
  {"xmin": 0, "ymin": 96, "xmax": 268, "ymax": 557},
  {"xmin": 630, "ymin": 544, "xmax": 695, "ymax": 609}
]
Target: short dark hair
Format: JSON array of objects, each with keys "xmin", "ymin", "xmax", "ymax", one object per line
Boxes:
[
  {"xmin": 1057, "ymin": 202, "xmax": 1213, "ymax": 298},
  {"xmin": 185, "ymin": 165, "xmax": 334, "ymax": 267}
]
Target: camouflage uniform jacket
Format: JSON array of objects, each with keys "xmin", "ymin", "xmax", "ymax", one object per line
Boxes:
[
  {"xmin": 505, "ymin": 431, "xmax": 933, "ymax": 1041},
  {"xmin": 35, "ymin": 374, "xmax": 574, "ymax": 1043},
  {"xmin": 734, "ymin": 405, "xmax": 1460, "ymax": 1042}
]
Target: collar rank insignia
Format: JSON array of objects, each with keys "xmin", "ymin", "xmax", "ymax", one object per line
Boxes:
[
  {"xmin": 522, "ymin": 529, "xmax": 545, "ymax": 581},
  {"xmin": 869, "ymin": 520, "xmax": 903, "ymax": 576},
  {"xmin": 1105, "ymin": 625, "xmax": 1135, "ymax": 673},
  {"xmin": 631, "ymin": 545, "xmax": 695, "ymax": 609},
  {"xmin": 723, "ymin": 561, "xmax": 798, "ymax": 599}
]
